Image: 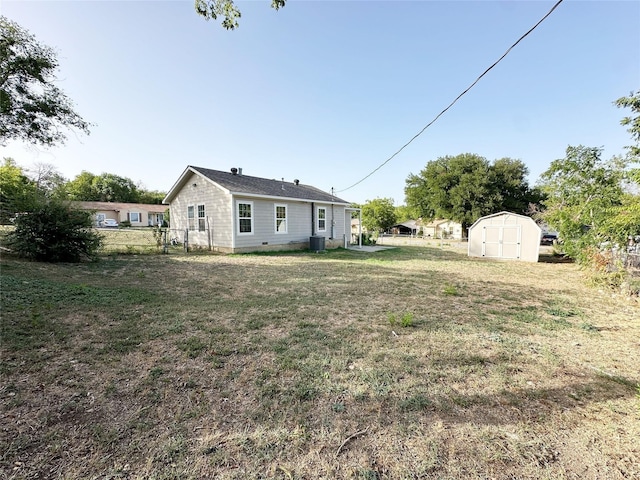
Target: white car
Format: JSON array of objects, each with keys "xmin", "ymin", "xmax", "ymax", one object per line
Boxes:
[{"xmin": 102, "ymin": 219, "xmax": 119, "ymax": 228}]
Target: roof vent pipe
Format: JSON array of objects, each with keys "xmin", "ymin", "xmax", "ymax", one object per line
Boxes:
[
  {"xmin": 238, "ymin": 168, "xmax": 242, "ymax": 175},
  {"xmin": 231, "ymin": 168, "xmax": 238, "ymax": 175}
]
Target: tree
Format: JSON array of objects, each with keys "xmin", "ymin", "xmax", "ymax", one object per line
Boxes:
[
  {"xmin": 29, "ymin": 162, "xmax": 67, "ymax": 199},
  {"xmin": 490, "ymin": 158, "xmax": 545, "ymax": 214},
  {"xmin": 0, "ymin": 16, "xmax": 91, "ymax": 146},
  {"xmin": 405, "ymin": 154, "xmax": 495, "ymax": 234},
  {"xmin": 405, "ymin": 154, "xmax": 542, "ymax": 235},
  {"xmin": 65, "ymin": 171, "xmax": 97, "ymax": 201},
  {"xmin": 195, "ymin": 0, "xmax": 286, "ymax": 29},
  {"xmin": 361, "ymin": 198, "xmax": 397, "ymax": 233},
  {"xmin": 395, "ymin": 204, "xmax": 418, "ymax": 223},
  {"xmin": 538, "ymin": 146, "xmax": 627, "ymax": 260},
  {"xmin": 92, "ymin": 173, "xmax": 140, "ymax": 203},
  {"xmin": 138, "ymin": 189, "xmax": 166, "ymax": 205},
  {"xmin": 0, "ymin": 157, "xmax": 38, "ymax": 223},
  {"xmin": 65, "ymin": 171, "xmax": 141, "ymax": 203},
  {"xmin": 7, "ymin": 200, "xmax": 102, "ymax": 262},
  {"xmin": 615, "ymin": 90, "xmax": 640, "ymax": 158}
]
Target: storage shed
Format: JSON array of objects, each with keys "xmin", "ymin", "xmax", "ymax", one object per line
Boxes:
[{"xmin": 468, "ymin": 212, "xmax": 541, "ymax": 262}]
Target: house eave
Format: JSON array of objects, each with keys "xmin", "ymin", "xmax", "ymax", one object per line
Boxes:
[
  {"xmin": 163, "ymin": 166, "xmax": 232, "ymax": 204},
  {"xmin": 229, "ymin": 191, "xmax": 350, "ymax": 205}
]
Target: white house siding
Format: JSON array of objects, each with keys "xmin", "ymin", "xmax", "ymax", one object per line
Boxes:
[
  {"xmin": 232, "ymin": 197, "xmax": 313, "ymax": 251},
  {"xmin": 169, "ymin": 173, "xmax": 233, "ymax": 250},
  {"xmin": 437, "ymin": 220, "xmax": 463, "ymax": 239},
  {"xmin": 321, "ymin": 203, "xmax": 347, "ymax": 248},
  {"xmin": 230, "ymin": 199, "xmax": 348, "ymax": 252},
  {"xmin": 165, "ymin": 170, "xmax": 349, "ymax": 253}
]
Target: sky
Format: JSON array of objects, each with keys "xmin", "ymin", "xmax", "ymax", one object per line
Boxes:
[{"xmin": 1, "ymin": 0, "xmax": 639, "ymax": 205}]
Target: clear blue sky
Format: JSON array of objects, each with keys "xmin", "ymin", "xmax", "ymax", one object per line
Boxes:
[{"xmin": 2, "ymin": 0, "xmax": 639, "ymax": 205}]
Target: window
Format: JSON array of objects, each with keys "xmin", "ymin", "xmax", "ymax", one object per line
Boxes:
[
  {"xmin": 237, "ymin": 202, "xmax": 253, "ymax": 234},
  {"xmin": 128, "ymin": 212, "xmax": 141, "ymax": 223},
  {"xmin": 317, "ymin": 207, "xmax": 326, "ymax": 232},
  {"xmin": 198, "ymin": 204, "xmax": 206, "ymax": 232},
  {"xmin": 275, "ymin": 204, "xmax": 287, "ymax": 234},
  {"xmin": 187, "ymin": 206, "xmax": 195, "ymax": 231}
]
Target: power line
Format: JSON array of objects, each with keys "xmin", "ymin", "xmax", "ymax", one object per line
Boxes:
[{"xmin": 336, "ymin": 0, "xmax": 564, "ymax": 194}]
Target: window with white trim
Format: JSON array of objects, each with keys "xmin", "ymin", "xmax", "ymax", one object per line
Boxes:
[
  {"xmin": 128, "ymin": 212, "xmax": 141, "ymax": 223},
  {"xmin": 198, "ymin": 204, "xmax": 206, "ymax": 232},
  {"xmin": 187, "ymin": 205, "xmax": 195, "ymax": 231},
  {"xmin": 275, "ymin": 204, "xmax": 287, "ymax": 234},
  {"xmin": 317, "ymin": 207, "xmax": 326, "ymax": 232},
  {"xmin": 237, "ymin": 201, "xmax": 253, "ymax": 234}
]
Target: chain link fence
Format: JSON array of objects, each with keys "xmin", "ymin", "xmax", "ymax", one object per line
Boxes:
[
  {"xmin": 0, "ymin": 226, "xmax": 212, "ymax": 255},
  {"xmin": 98, "ymin": 227, "xmax": 169, "ymax": 254},
  {"xmin": 99, "ymin": 228, "xmax": 214, "ymax": 254},
  {"xmin": 610, "ymin": 242, "xmax": 640, "ymax": 275}
]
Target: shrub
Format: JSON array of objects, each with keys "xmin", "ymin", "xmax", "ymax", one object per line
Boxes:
[
  {"xmin": 7, "ymin": 200, "xmax": 103, "ymax": 262},
  {"xmin": 358, "ymin": 233, "xmax": 376, "ymax": 246}
]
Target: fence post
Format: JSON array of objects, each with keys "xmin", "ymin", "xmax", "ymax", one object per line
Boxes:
[{"xmin": 163, "ymin": 229, "xmax": 168, "ymax": 254}]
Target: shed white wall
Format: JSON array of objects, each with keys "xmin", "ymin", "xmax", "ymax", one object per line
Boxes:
[{"xmin": 468, "ymin": 213, "xmax": 541, "ymax": 262}]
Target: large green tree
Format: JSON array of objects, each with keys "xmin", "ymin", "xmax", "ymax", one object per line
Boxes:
[
  {"xmin": 394, "ymin": 204, "xmax": 418, "ymax": 223},
  {"xmin": 195, "ymin": 0, "xmax": 286, "ymax": 29},
  {"xmin": 405, "ymin": 154, "xmax": 539, "ymax": 234},
  {"xmin": 65, "ymin": 171, "xmax": 142, "ymax": 203},
  {"xmin": 138, "ymin": 189, "xmax": 166, "ymax": 205},
  {"xmin": 65, "ymin": 171, "xmax": 97, "ymax": 201},
  {"xmin": 538, "ymin": 146, "xmax": 628, "ymax": 260},
  {"xmin": 490, "ymin": 157, "xmax": 545, "ymax": 214},
  {"xmin": 0, "ymin": 16, "xmax": 90, "ymax": 146},
  {"xmin": 361, "ymin": 197, "xmax": 397, "ymax": 233},
  {"xmin": 92, "ymin": 173, "xmax": 140, "ymax": 203}
]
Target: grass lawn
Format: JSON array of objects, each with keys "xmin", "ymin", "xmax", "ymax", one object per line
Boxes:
[{"xmin": 1, "ymin": 246, "xmax": 638, "ymax": 479}]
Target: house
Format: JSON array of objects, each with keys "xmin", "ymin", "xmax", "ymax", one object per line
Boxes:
[
  {"xmin": 468, "ymin": 211, "xmax": 541, "ymax": 262},
  {"xmin": 162, "ymin": 166, "xmax": 352, "ymax": 253},
  {"xmin": 422, "ymin": 219, "xmax": 463, "ymax": 239},
  {"xmin": 388, "ymin": 221, "xmax": 419, "ymax": 236},
  {"xmin": 73, "ymin": 201, "xmax": 166, "ymax": 227}
]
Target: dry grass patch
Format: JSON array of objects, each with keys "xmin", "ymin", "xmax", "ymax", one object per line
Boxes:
[{"xmin": 1, "ymin": 246, "xmax": 639, "ymax": 479}]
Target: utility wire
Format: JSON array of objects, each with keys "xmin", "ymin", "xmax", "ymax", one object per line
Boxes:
[{"xmin": 336, "ymin": 0, "xmax": 564, "ymax": 194}]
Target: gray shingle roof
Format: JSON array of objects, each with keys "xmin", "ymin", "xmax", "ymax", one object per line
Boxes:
[{"xmin": 191, "ymin": 166, "xmax": 350, "ymax": 204}]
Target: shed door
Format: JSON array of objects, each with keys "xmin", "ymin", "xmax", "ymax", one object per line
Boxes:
[{"xmin": 481, "ymin": 225, "xmax": 521, "ymax": 259}]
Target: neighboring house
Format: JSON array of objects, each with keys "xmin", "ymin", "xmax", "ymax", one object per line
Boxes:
[
  {"xmin": 422, "ymin": 219, "xmax": 463, "ymax": 239},
  {"xmin": 72, "ymin": 201, "xmax": 166, "ymax": 227},
  {"xmin": 468, "ymin": 211, "xmax": 541, "ymax": 262},
  {"xmin": 163, "ymin": 166, "xmax": 352, "ymax": 253},
  {"xmin": 388, "ymin": 221, "xmax": 418, "ymax": 236}
]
